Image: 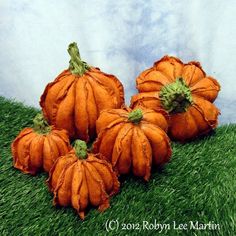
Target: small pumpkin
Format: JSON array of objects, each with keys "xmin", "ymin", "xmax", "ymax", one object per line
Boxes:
[
  {"xmin": 40, "ymin": 42, "xmax": 124, "ymax": 142},
  {"xmin": 131, "ymin": 55, "xmax": 221, "ymax": 142},
  {"xmin": 11, "ymin": 113, "xmax": 71, "ymax": 175},
  {"xmin": 93, "ymin": 107, "xmax": 172, "ymax": 181},
  {"xmin": 47, "ymin": 140, "xmax": 120, "ymax": 219}
]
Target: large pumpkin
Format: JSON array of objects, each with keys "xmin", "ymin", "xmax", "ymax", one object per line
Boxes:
[
  {"xmin": 11, "ymin": 113, "xmax": 71, "ymax": 175},
  {"xmin": 93, "ymin": 107, "xmax": 172, "ymax": 181},
  {"xmin": 47, "ymin": 140, "xmax": 120, "ymax": 219},
  {"xmin": 131, "ymin": 56, "xmax": 221, "ymax": 142},
  {"xmin": 40, "ymin": 42, "xmax": 124, "ymax": 142}
]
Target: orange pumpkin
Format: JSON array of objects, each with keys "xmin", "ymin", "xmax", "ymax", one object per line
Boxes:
[
  {"xmin": 47, "ymin": 140, "xmax": 120, "ymax": 219},
  {"xmin": 93, "ymin": 107, "xmax": 172, "ymax": 181},
  {"xmin": 40, "ymin": 42, "xmax": 124, "ymax": 142},
  {"xmin": 11, "ymin": 113, "xmax": 71, "ymax": 175},
  {"xmin": 131, "ymin": 56, "xmax": 221, "ymax": 142}
]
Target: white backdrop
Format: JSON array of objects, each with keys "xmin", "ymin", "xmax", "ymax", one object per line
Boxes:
[{"xmin": 0, "ymin": 0, "xmax": 236, "ymax": 123}]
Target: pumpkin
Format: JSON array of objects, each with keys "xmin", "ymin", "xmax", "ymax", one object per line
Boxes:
[
  {"xmin": 93, "ymin": 107, "xmax": 172, "ymax": 181},
  {"xmin": 47, "ymin": 140, "xmax": 120, "ymax": 219},
  {"xmin": 40, "ymin": 42, "xmax": 124, "ymax": 142},
  {"xmin": 11, "ymin": 113, "xmax": 71, "ymax": 175},
  {"xmin": 131, "ymin": 55, "xmax": 221, "ymax": 142}
]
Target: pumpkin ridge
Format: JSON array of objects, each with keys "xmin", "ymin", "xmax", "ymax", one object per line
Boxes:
[
  {"xmin": 190, "ymin": 77, "xmax": 221, "ymax": 101},
  {"xmin": 84, "ymin": 162, "xmax": 109, "ymax": 208},
  {"xmin": 77, "ymin": 164, "xmax": 88, "ymax": 219},
  {"xmin": 39, "ymin": 70, "xmax": 69, "ymax": 115},
  {"xmin": 74, "ymin": 79, "xmax": 90, "ymax": 141},
  {"xmin": 51, "ymin": 77, "xmax": 75, "ymax": 125},
  {"xmin": 153, "ymin": 70, "xmax": 174, "ymax": 83},
  {"xmin": 153, "ymin": 56, "xmax": 184, "ymax": 82},
  {"xmin": 138, "ymin": 126, "xmax": 152, "ymax": 181},
  {"xmin": 112, "ymin": 123, "xmax": 133, "ymax": 169},
  {"xmin": 84, "ymin": 80, "xmax": 91, "ymax": 140},
  {"xmin": 81, "ymin": 79, "xmax": 90, "ymax": 141},
  {"xmin": 173, "ymin": 59, "xmax": 183, "ymax": 79},
  {"xmin": 47, "ymin": 154, "xmax": 76, "ymax": 191},
  {"xmin": 42, "ymin": 137, "xmax": 51, "ymax": 174},
  {"xmin": 104, "ymin": 109, "xmax": 129, "ymax": 118},
  {"xmin": 51, "ymin": 129, "xmax": 70, "ymax": 147},
  {"xmin": 53, "ymin": 161, "xmax": 77, "ymax": 205},
  {"xmin": 186, "ymin": 61, "xmax": 206, "ymax": 77},
  {"xmin": 29, "ymin": 135, "xmax": 44, "ymax": 174},
  {"xmin": 89, "ymin": 69, "xmax": 125, "ymax": 105},
  {"xmin": 188, "ymin": 106, "xmax": 201, "ymax": 135},
  {"xmin": 23, "ymin": 134, "xmax": 36, "ymax": 174},
  {"xmin": 102, "ymin": 109, "xmax": 128, "ymax": 121},
  {"xmin": 45, "ymin": 135, "xmax": 58, "ymax": 172},
  {"xmin": 102, "ymin": 119, "xmax": 126, "ymax": 131},
  {"xmin": 192, "ymin": 102, "xmax": 219, "ymax": 129},
  {"xmin": 14, "ymin": 131, "xmax": 35, "ymax": 173},
  {"xmin": 49, "ymin": 132, "xmax": 69, "ymax": 156},
  {"xmin": 136, "ymin": 68, "xmax": 162, "ymax": 85},
  {"xmin": 141, "ymin": 109, "xmax": 169, "ymax": 131},
  {"xmin": 53, "ymin": 78, "xmax": 75, "ymax": 125},
  {"xmin": 11, "ymin": 128, "xmax": 33, "ymax": 166},
  {"xmin": 88, "ymin": 72, "xmax": 116, "ymax": 96},
  {"xmin": 71, "ymin": 162, "xmax": 83, "ymax": 212},
  {"xmin": 137, "ymin": 76, "xmax": 167, "ymax": 86},
  {"xmin": 84, "ymin": 77, "xmax": 99, "ymax": 138},
  {"xmin": 192, "ymin": 87, "xmax": 220, "ymax": 103},
  {"xmin": 85, "ymin": 161, "xmax": 105, "ymax": 188},
  {"xmin": 41, "ymin": 73, "xmax": 74, "ymax": 123},
  {"xmin": 93, "ymin": 121, "xmax": 125, "ymax": 157},
  {"xmin": 182, "ymin": 63, "xmax": 206, "ymax": 87},
  {"xmin": 113, "ymin": 125, "xmax": 133, "ymax": 176},
  {"xmin": 59, "ymin": 163, "xmax": 75, "ymax": 207},
  {"xmin": 132, "ymin": 127, "xmax": 151, "ymax": 181},
  {"xmin": 186, "ymin": 63, "xmax": 197, "ymax": 86},
  {"xmin": 86, "ymin": 73, "xmax": 121, "ymax": 111},
  {"xmin": 141, "ymin": 123, "xmax": 171, "ymax": 165},
  {"xmin": 140, "ymin": 123, "xmax": 167, "ymax": 145},
  {"xmin": 88, "ymin": 155, "xmax": 120, "ymax": 196}
]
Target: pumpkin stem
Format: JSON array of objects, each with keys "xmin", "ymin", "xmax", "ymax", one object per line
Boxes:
[
  {"xmin": 74, "ymin": 140, "xmax": 87, "ymax": 159},
  {"xmin": 67, "ymin": 42, "xmax": 90, "ymax": 76},
  {"xmin": 33, "ymin": 113, "xmax": 51, "ymax": 134},
  {"xmin": 128, "ymin": 109, "xmax": 143, "ymax": 124},
  {"xmin": 159, "ymin": 78, "xmax": 193, "ymax": 113}
]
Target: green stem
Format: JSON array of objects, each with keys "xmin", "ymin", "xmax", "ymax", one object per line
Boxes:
[
  {"xmin": 128, "ymin": 109, "xmax": 143, "ymax": 124},
  {"xmin": 33, "ymin": 113, "xmax": 51, "ymax": 134},
  {"xmin": 67, "ymin": 42, "xmax": 90, "ymax": 76},
  {"xmin": 159, "ymin": 78, "xmax": 193, "ymax": 113},
  {"xmin": 74, "ymin": 140, "xmax": 87, "ymax": 159}
]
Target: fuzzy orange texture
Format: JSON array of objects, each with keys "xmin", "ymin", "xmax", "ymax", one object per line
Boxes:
[
  {"xmin": 93, "ymin": 106, "xmax": 172, "ymax": 181},
  {"xmin": 47, "ymin": 150, "xmax": 120, "ymax": 220},
  {"xmin": 11, "ymin": 127, "xmax": 71, "ymax": 175},
  {"xmin": 40, "ymin": 67, "xmax": 124, "ymax": 142},
  {"xmin": 131, "ymin": 56, "xmax": 221, "ymax": 142}
]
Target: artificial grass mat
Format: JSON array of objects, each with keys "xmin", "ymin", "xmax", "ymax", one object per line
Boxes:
[{"xmin": 0, "ymin": 96, "xmax": 235, "ymax": 236}]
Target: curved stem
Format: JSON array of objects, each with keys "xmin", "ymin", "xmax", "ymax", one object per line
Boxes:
[
  {"xmin": 74, "ymin": 140, "xmax": 87, "ymax": 159},
  {"xmin": 67, "ymin": 42, "xmax": 90, "ymax": 76},
  {"xmin": 128, "ymin": 109, "xmax": 143, "ymax": 124},
  {"xmin": 160, "ymin": 78, "xmax": 193, "ymax": 113},
  {"xmin": 33, "ymin": 113, "xmax": 51, "ymax": 134}
]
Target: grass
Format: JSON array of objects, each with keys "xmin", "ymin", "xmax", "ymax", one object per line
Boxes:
[{"xmin": 0, "ymin": 96, "xmax": 235, "ymax": 236}]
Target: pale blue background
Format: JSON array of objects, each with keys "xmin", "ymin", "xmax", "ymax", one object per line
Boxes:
[{"xmin": 0, "ymin": 0, "xmax": 236, "ymax": 123}]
